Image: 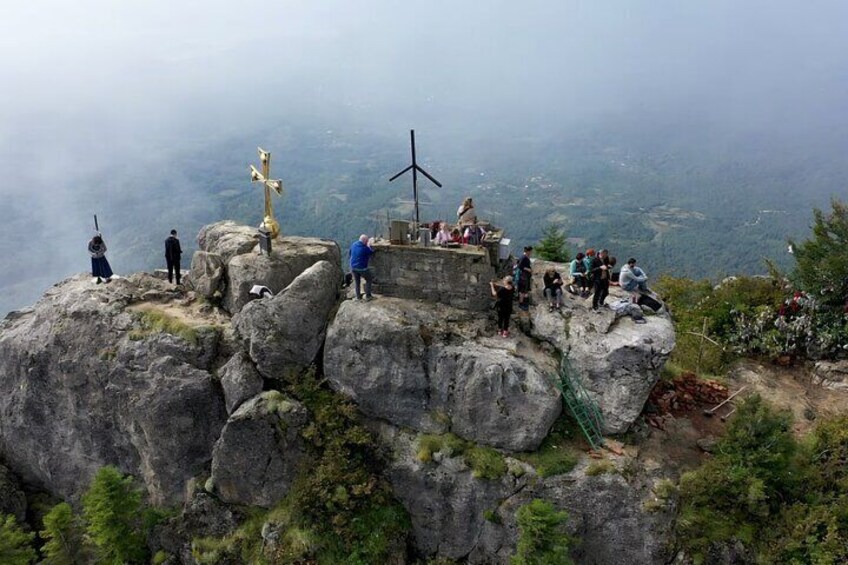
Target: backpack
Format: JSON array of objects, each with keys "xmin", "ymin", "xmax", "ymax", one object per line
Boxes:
[{"xmin": 513, "ymin": 261, "xmax": 522, "ymax": 286}]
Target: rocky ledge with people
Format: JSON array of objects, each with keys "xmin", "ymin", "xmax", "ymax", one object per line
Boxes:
[{"xmin": 0, "ymin": 220, "xmax": 677, "ymax": 563}]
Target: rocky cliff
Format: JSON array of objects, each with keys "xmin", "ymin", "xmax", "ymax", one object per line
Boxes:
[{"xmin": 0, "ymin": 222, "xmax": 677, "ymax": 563}]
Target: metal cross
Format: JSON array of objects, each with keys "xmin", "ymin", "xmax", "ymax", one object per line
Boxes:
[{"xmin": 249, "ymin": 147, "xmax": 284, "ymax": 239}]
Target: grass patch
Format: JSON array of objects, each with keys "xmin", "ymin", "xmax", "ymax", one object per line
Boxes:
[
  {"xmin": 416, "ymin": 433, "xmax": 507, "ymax": 480},
  {"xmin": 129, "ymin": 308, "xmax": 201, "ymax": 344},
  {"xmin": 517, "ymin": 416, "xmax": 580, "ymax": 478},
  {"xmin": 585, "ymin": 459, "xmax": 617, "ymax": 476}
]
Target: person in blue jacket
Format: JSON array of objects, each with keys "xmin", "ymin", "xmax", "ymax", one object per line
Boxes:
[{"xmin": 350, "ymin": 234, "xmax": 375, "ymax": 301}]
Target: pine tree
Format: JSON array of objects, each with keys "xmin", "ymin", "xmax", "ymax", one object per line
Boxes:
[
  {"xmin": 40, "ymin": 503, "xmax": 90, "ymax": 565},
  {"xmin": 535, "ymin": 225, "xmax": 571, "ymax": 263},
  {"xmin": 82, "ymin": 466, "xmax": 147, "ymax": 564},
  {"xmin": 0, "ymin": 514, "xmax": 36, "ymax": 565},
  {"xmin": 789, "ymin": 198, "xmax": 848, "ymax": 306}
]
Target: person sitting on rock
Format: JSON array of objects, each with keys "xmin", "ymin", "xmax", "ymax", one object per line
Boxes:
[
  {"xmin": 434, "ymin": 222, "xmax": 452, "ymax": 245},
  {"xmin": 349, "ymin": 234, "xmax": 375, "ymax": 301},
  {"xmin": 450, "ymin": 228, "xmax": 463, "ymax": 243},
  {"xmin": 490, "ymin": 275, "xmax": 515, "ymax": 338},
  {"xmin": 569, "ymin": 252, "xmax": 589, "ymax": 296},
  {"xmin": 463, "ymin": 224, "xmax": 486, "ymax": 245},
  {"xmin": 543, "ymin": 267, "xmax": 564, "ymax": 311},
  {"xmin": 619, "ymin": 258, "xmax": 649, "ymax": 301}
]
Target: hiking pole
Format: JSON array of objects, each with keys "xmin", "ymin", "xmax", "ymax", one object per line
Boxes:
[
  {"xmin": 703, "ymin": 386, "xmax": 747, "ymax": 417},
  {"xmin": 94, "ymin": 214, "xmax": 99, "ymax": 232}
]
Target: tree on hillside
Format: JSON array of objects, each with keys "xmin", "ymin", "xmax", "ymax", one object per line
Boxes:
[
  {"xmin": 82, "ymin": 466, "xmax": 147, "ymax": 564},
  {"xmin": 511, "ymin": 499, "xmax": 574, "ymax": 565},
  {"xmin": 40, "ymin": 502, "xmax": 90, "ymax": 564},
  {"xmin": 0, "ymin": 514, "xmax": 36, "ymax": 565},
  {"xmin": 789, "ymin": 198, "xmax": 848, "ymax": 306},
  {"xmin": 535, "ymin": 225, "xmax": 571, "ymax": 263}
]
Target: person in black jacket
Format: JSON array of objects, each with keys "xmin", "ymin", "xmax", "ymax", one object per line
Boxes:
[
  {"xmin": 165, "ymin": 229, "xmax": 183, "ymax": 285},
  {"xmin": 590, "ymin": 249, "xmax": 611, "ymax": 312}
]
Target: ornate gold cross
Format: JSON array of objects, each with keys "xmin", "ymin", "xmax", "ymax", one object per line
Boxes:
[{"xmin": 249, "ymin": 147, "xmax": 284, "ymax": 239}]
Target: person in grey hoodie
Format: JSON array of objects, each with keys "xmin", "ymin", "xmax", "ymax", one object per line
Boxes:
[{"xmin": 619, "ymin": 258, "xmax": 649, "ymax": 295}]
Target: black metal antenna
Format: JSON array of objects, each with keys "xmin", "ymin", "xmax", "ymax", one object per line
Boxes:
[{"xmin": 389, "ymin": 130, "xmax": 442, "ymax": 229}]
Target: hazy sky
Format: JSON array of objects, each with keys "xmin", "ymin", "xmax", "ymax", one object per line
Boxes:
[{"xmin": 1, "ymin": 1, "xmax": 847, "ymax": 313}]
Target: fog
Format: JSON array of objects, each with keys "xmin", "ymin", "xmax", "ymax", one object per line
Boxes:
[{"xmin": 1, "ymin": 1, "xmax": 847, "ymax": 314}]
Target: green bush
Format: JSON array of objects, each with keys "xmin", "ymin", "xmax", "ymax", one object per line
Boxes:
[
  {"xmin": 0, "ymin": 515, "xmax": 36, "ymax": 565},
  {"xmin": 675, "ymin": 400, "xmax": 848, "ymax": 563},
  {"xmin": 416, "ymin": 432, "xmax": 507, "ymax": 480},
  {"xmin": 518, "ymin": 416, "xmax": 579, "ymax": 478},
  {"xmin": 535, "ymin": 225, "xmax": 571, "ymax": 263},
  {"xmin": 511, "ymin": 499, "xmax": 574, "ymax": 565},
  {"xmin": 82, "ymin": 466, "xmax": 148, "ymax": 564},
  {"xmin": 40, "ymin": 502, "xmax": 89, "ymax": 564}
]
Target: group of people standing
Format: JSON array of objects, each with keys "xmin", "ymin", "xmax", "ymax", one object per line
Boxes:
[
  {"xmin": 489, "ymin": 246, "xmax": 650, "ymax": 338},
  {"xmin": 87, "ymin": 229, "xmax": 183, "ymax": 286}
]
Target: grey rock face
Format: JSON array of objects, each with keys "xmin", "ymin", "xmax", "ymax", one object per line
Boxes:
[
  {"xmin": 325, "ymin": 298, "xmax": 561, "ymax": 452},
  {"xmin": 371, "ymin": 422, "xmax": 527, "ymax": 560},
  {"xmin": 219, "ymin": 351, "xmax": 264, "ymax": 415},
  {"xmin": 0, "ymin": 274, "xmax": 227, "ymax": 505},
  {"xmin": 470, "ymin": 461, "xmax": 675, "ymax": 565},
  {"xmin": 197, "ymin": 221, "xmax": 258, "ymax": 263},
  {"xmin": 189, "ymin": 251, "xmax": 225, "ymax": 298},
  {"xmin": 210, "ymin": 391, "xmax": 309, "ymax": 508},
  {"xmin": 234, "ymin": 261, "xmax": 341, "ymax": 379},
  {"xmin": 0, "ymin": 464, "xmax": 26, "ymax": 521},
  {"xmin": 223, "ymin": 236, "xmax": 341, "ymax": 314},
  {"xmin": 529, "ymin": 259, "xmax": 676, "ymax": 433}
]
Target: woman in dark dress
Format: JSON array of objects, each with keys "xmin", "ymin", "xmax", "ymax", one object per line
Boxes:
[
  {"xmin": 88, "ymin": 234, "xmax": 113, "ymax": 284},
  {"xmin": 490, "ymin": 275, "xmax": 515, "ymax": 338}
]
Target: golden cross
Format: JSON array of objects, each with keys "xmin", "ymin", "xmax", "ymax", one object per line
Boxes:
[{"xmin": 249, "ymin": 147, "xmax": 284, "ymax": 239}]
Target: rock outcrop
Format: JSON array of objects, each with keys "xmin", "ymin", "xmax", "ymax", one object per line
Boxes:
[
  {"xmin": 234, "ymin": 261, "xmax": 341, "ymax": 378},
  {"xmin": 372, "ymin": 422, "xmax": 674, "ymax": 564},
  {"xmin": 219, "ymin": 351, "xmax": 264, "ymax": 415},
  {"xmin": 191, "ymin": 221, "xmax": 341, "ymax": 314},
  {"xmin": 325, "ymin": 298, "xmax": 562, "ymax": 452},
  {"xmin": 0, "ymin": 274, "xmax": 227, "ymax": 505},
  {"xmin": 528, "ymin": 260, "xmax": 676, "ymax": 433},
  {"xmin": 210, "ymin": 391, "xmax": 309, "ymax": 508}
]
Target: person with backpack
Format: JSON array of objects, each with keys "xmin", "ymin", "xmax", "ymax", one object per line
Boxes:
[{"xmin": 490, "ymin": 275, "xmax": 515, "ymax": 337}]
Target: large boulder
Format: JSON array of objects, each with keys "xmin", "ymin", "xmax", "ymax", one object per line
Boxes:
[
  {"xmin": 0, "ymin": 274, "xmax": 228, "ymax": 505},
  {"xmin": 528, "ymin": 259, "xmax": 676, "ymax": 433},
  {"xmin": 219, "ymin": 351, "xmax": 264, "ymax": 415},
  {"xmin": 210, "ymin": 391, "xmax": 309, "ymax": 508},
  {"xmin": 234, "ymin": 261, "xmax": 341, "ymax": 379},
  {"xmin": 223, "ymin": 236, "xmax": 341, "ymax": 314},
  {"xmin": 189, "ymin": 251, "xmax": 225, "ymax": 298},
  {"xmin": 197, "ymin": 220, "xmax": 258, "ymax": 263},
  {"xmin": 324, "ymin": 298, "xmax": 561, "ymax": 452}
]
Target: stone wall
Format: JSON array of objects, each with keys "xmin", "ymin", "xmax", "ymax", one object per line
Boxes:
[{"xmin": 369, "ymin": 242, "xmax": 497, "ymax": 311}]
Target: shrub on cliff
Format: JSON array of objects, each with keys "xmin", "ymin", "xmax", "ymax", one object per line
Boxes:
[
  {"xmin": 0, "ymin": 515, "xmax": 36, "ymax": 565},
  {"xmin": 511, "ymin": 499, "xmax": 574, "ymax": 565},
  {"xmin": 82, "ymin": 466, "xmax": 147, "ymax": 564}
]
